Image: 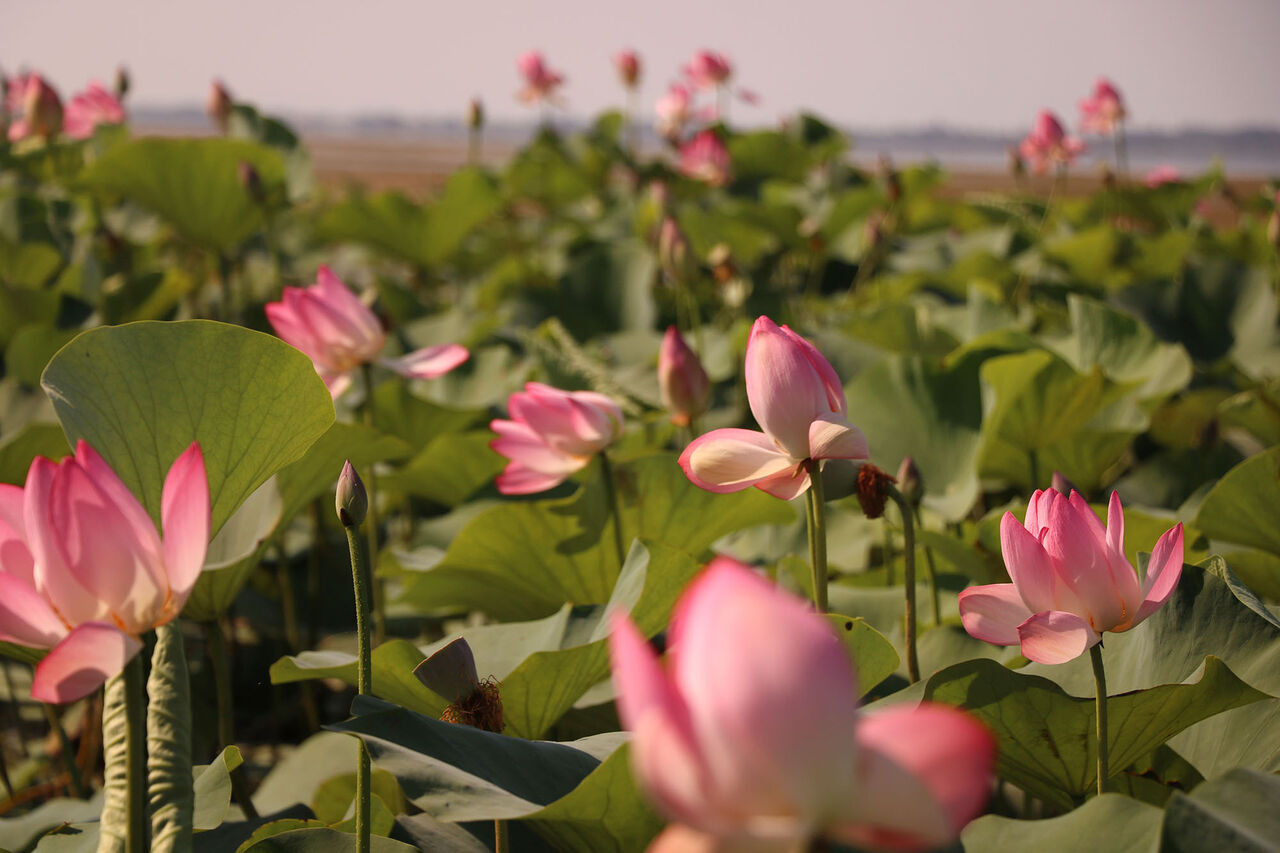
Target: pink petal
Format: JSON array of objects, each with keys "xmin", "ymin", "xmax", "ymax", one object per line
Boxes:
[
  {"xmin": 161, "ymin": 443, "xmax": 210, "ymax": 607},
  {"xmin": 670, "ymin": 558, "xmax": 858, "ymax": 823},
  {"xmin": 1104, "ymin": 490, "xmax": 1125, "ymax": 556},
  {"xmin": 807, "ymin": 414, "xmax": 869, "ymax": 462},
  {"xmin": 999, "ymin": 512, "xmax": 1057, "ymax": 613},
  {"xmin": 752, "ymin": 466, "xmax": 811, "ymax": 500},
  {"xmin": 0, "ymin": 483, "xmax": 35, "ymax": 587},
  {"xmin": 745, "ymin": 317, "xmax": 834, "ymax": 459},
  {"xmin": 379, "ymin": 344, "xmax": 469, "ymax": 380},
  {"xmin": 679, "ymin": 429, "xmax": 795, "ymax": 494},
  {"xmin": 646, "ymin": 825, "xmax": 791, "ymax": 853},
  {"xmin": 1043, "ymin": 495, "xmax": 1136, "ymax": 632},
  {"xmin": 72, "ymin": 442, "xmax": 163, "ymax": 558},
  {"xmin": 1132, "ymin": 523, "xmax": 1184, "ymax": 626},
  {"xmin": 958, "ymin": 583, "xmax": 1033, "ymax": 646},
  {"xmin": 321, "ymin": 370, "xmax": 353, "ymax": 399},
  {"xmin": 1016, "ymin": 610, "xmax": 1099, "ymax": 665},
  {"xmin": 24, "ymin": 458, "xmax": 108, "ymax": 627},
  {"xmin": 0, "ymin": 572, "xmax": 67, "ymax": 648},
  {"xmin": 780, "ymin": 324, "xmax": 847, "ymax": 417},
  {"xmin": 1070, "ymin": 491, "xmax": 1107, "ymax": 547},
  {"xmin": 32, "ymin": 623, "xmax": 142, "ymax": 704},
  {"xmin": 265, "ymin": 297, "xmax": 322, "ymax": 361},
  {"xmin": 490, "ymin": 419, "xmax": 586, "ymax": 495}
]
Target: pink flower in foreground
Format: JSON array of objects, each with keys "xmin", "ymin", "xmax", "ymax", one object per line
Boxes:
[
  {"xmin": 683, "ymin": 50, "xmax": 733, "ymax": 89},
  {"xmin": 616, "ymin": 49, "xmax": 642, "ymax": 89},
  {"xmin": 0, "ymin": 442, "xmax": 208, "ymax": 703},
  {"xmin": 266, "ymin": 265, "xmax": 469, "ymax": 398},
  {"xmin": 610, "ymin": 557, "xmax": 995, "ymax": 851},
  {"xmin": 6, "ymin": 73, "xmax": 63, "ymax": 141},
  {"xmin": 655, "ymin": 84, "xmax": 692, "ymax": 139},
  {"xmin": 1018, "ymin": 110, "xmax": 1085, "ymax": 175},
  {"xmin": 63, "ymin": 82, "xmax": 125, "ymax": 139},
  {"xmin": 679, "ymin": 316, "xmax": 868, "ymax": 500},
  {"xmin": 659, "ymin": 327, "xmax": 710, "ymax": 428},
  {"xmin": 490, "ymin": 383, "xmax": 624, "ymax": 494},
  {"xmin": 678, "ymin": 130, "xmax": 731, "ymax": 186},
  {"xmin": 516, "ymin": 50, "xmax": 565, "ymax": 105},
  {"xmin": 959, "ymin": 490, "xmax": 1184, "ymax": 665},
  {"xmin": 1144, "ymin": 164, "xmax": 1182, "ymax": 188},
  {"xmin": 1078, "ymin": 77, "xmax": 1126, "ymax": 135}
]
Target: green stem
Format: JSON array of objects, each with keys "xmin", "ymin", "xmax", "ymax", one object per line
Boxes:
[
  {"xmin": 914, "ymin": 506, "xmax": 942, "ymax": 627},
  {"xmin": 804, "ymin": 461, "xmax": 829, "ymax": 613},
  {"xmin": 342, "ymin": 515, "xmax": 373, "ymax": 853},
  {"xmin": 495, "ymin": 819, "xmax": 509, "ymax": 853},
  {"xmin": 1090, "ymin": 643, "xmax": 1109, "ymax": 797},
  {"xmin": 147, "ymin": 623, "xmax": 193, "ymax": 853},
  {"xmin": 42, "ymin": 703, "xmax": 86, "ymax": 798},
  {"xmin": 360, "ymin": 364, "xmax": 386, "ymax": 645},
  {"xmin": 599, "ymin": 451, "xmax": 628, "ymax": 568},
  {"xmin": 202, "ymin": 621, "xmax": 259, "ymax": 820},
  {"xmin": 123, "ymin": 654, "xmax": 147, "ymax": 853},
  {"xmin": 886, "ymin": 484, "xmax": 919, "ymax": 683}
]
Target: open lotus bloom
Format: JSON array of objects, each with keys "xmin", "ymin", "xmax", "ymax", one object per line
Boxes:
[
  {"xmin": 678, "ymin": 130, "xmax": 732, "ymax": 186},
  {"xmin": 655, "ymin": 84, "xmax": 692, "ymax": 139},
  {"xmin": 683, "ymin": 50, "xmax": 733, "ymax": 89},
  {"xmin": 679, "ymin": 316, "xmax": 869, "ymax": 500},
  {"xmin": 1018, "ymin": 110, "xmax": 1085, "ymax": 174},
  {"xmin": 516, "ymin": 50, "xmax": 565, "ymax": 105},
  {"xmin": 0, "ymin": 441, "xmax": 208, "ymax": 703},
  {"xmin": 62, "ymin": 82, "xmax": 125, "ymax": 139},
  {"xmin": 610, "ymin": 557, "xmax": 995, "ymax": 851},
  {"xmin": 265, "ymin": 265, "xmax": 469, "ymax": 398},
  {"xmin": 490, "ymin": 382, "xmax": 624, "ymax": 495},
  {"xmin": 959, "ymin": 490, "xmax": 1185, "ymax": 665},
  {"xmin": 6, "ymin": 73, "xmax": 63, "ymax": 141},
  {"xmin": 1078, "ymin": 77, "xmax": 1126, "ymax": 135}
]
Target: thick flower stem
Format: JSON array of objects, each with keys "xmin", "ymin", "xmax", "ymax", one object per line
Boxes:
[
  {"xmin": 359, "ymin": 363, "xmax": 386, "ymax": 645},
  {"xmin": 123, "ymin": 654, "xmax": 147, "ymax": 853},
  {"xmin": 1090, "ymin": 643, "xmax": 1110, "ymax": 797},
  {"xmin": 885, "ymin": 484, "xmax": 919, "ymax": 683},
  {"xmin": 599, "ymin": 451, "xmax": 628, "ymax": 568},
  {"xmin": 42, "ymin": 703, "xmax": 86, "ymax": 798},
  {"xmin": 202, "ymin": 620, "xmax": 259, "ymax": 820},
  {"xmin": 804, "ymin": 461, "xmax": 829, "ymax": 613},
  {"xmin": 494, "ymin": 819, "xmax": 509, "ymax": 853},
  {"xmin": 342, "ymin": 512, "xmax": 373, "ymax": 853}
]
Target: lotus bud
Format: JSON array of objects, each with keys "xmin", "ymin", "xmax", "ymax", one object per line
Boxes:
[
  {"xmin": 1050, "ymin": 470, "xmax": 1078, "ymax": 496},
  {"xmin": 114, "ymin": 66, "xmax": 130, "ymax": 100},
  {"xmin": 25, "ymin": 75, "xmax": 63, "ymax": 139},
  {"xmin": 659, "ymin": 327, "xmax": 711, "ymax": 427},
  {"xmin": 658, "ymin": 217, "xmax": 693, "ymax": 282},
  {"xmin": 335, "ymin": 460, "xmax": 368, "ymax": 528},
  {"xmin": 615, "ymin": 49, "xmax": 641, "ymax": 89},
  {"xmin": 238, "ymin": 160, "xmax": 264, "ymax": 204},
  {"xmin": 856, "ymin": 462, "xmax": 896, "ymax": 520},
  {"xmin": 207, "ymin": 79, "xmax": 233, "ymax": 133},
  {"xmin": 467, "ymin": 97, "xmax": 484, "ymax": 131},
  {"xmin": 896, "ymin": 456, "xmax": 922, "ymax": 504}
]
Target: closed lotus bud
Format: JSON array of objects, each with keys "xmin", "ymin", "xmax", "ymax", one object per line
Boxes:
[
  {"xmin": 896, "ymin": 456, "xmax": 922, "ymax": 503},
  {"xmin": 114, "ymin": 66, "xmax": 130, "ymax": 100},
  {"xmin": 1050, "ymin": 470, "xmax": 1078, "ymax": 496},
  {"xmin": 207, "ymin": 79, "xmax": 233, "ymax": 133},
  {"xmin": 658, "ymin": 217, "xmax": 693, "ymax": 282},
  {"xmin": 467, "ymin": 97, "xmax": 484, "ymax": 130},
  {"xmin": 615, "ymin": 49, "xmax": 641, "ymax": 89},
  {"xmin": 335, "ymin": 459, "xmax": 368, "ymax": 528},
  {"xmin": 659, "ymin": 326, "xmax": 711, "ymax": 427},
  {"xmin": 238, "ymin": 160, "xmax": 264, "ymax": 204},
  {"xmin": 25, "ymin": 74, "xmax": 63, "ymax": 139},
  {"xmin": 856, "ymin": 463, "xmax": 897, "ymax": 520}
]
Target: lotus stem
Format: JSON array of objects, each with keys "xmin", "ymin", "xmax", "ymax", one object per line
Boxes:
[
  {"xmin": 885, "ymin": 484, "xmax": 919, "ymax": 683},
  {"xmin": 202, "ymin": 620, "xmax": 258, "ymax": 819},
  {"xmin": 914, "ymin": 505, "xmax": 943, "ymax": 627},
  {"xmin": 41, "ymin": 703, "xmax": 86, "ymax": 798},
  {"xmin": 359, "ymin": 363, "xmax": 386, "ymax": 645},
  {"xmin": 804, "ymin": 460, "xmax": 829, "ymax": 613},
  {"xmin": 340, "ymin": 469, "xmax": 373, "ymax": 853},
  {"xmin": 599, "ymin": 451, "xmax": 628, "ymax": 568},
  {"xmin": 1090, "ymin": 643, "xmax": 1109, "ymax": 797},
  {"xmin": 123, "ymin": 654, "xmax": 147, "ymax": 853},
  {"xmin": 495, "ymin": 819, "xmax": 509, "ymax": 853}
]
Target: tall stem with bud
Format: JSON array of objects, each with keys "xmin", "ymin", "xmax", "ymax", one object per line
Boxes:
[{"xmin": 337, "ymin": 461, "xmax": 372, "ymax": 853}]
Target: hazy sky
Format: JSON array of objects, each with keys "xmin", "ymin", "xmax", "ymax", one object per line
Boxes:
[{"xmin": 4, "ymin": 0, "xmax": 1278, "ymax": 131}]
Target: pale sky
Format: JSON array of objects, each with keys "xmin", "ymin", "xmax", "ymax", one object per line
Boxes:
[{"xmin": 3, "ymin": 0, "xmax": 1278, "ymax": 131}]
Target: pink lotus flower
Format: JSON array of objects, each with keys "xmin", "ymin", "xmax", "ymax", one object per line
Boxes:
[
  {"xmin": 683, "ymin": 50, "xmax": 733, "ymax": 90},
  {"xmin": 616, "ymin": 50, "xmax": 642, "ymax": 89},
  {"xmin": 678, "ymin": 130, "xmax": 731, "ymax": 186},
  {"xmin": 1144, "ymin": 164, "xmax": 1182, "ymax": 188},
  {"xmin": 1018, "ymin": 110, "xmax": 1085, "ymax": 175},
  {"xmin": 63, "ymin": 82, "xmax": 125, "ymax": 140},
  {"xmin": 207, "ymin": 78, "xmax": 233, "ymax": 132},
  {"xmin": 655, "ymin": 84, "xmax": 692, "ymax": 139},
  {"xmin": 490, "ymin": 383, "xmax": 624, "ymax": 495},
  {"xmin": 659, "ymin": 327, "xmax": 710, "ymax": 428},
  {"xmin": 959, "ymin": 490, "xmax": 1184, "ymax": 665},
  {"xmin": 0, "ymin": 442, "xmax": 208, "ymax": 703},
  {"xmin": 265, "ymin": 265, "xmax": 469, "ymax": 398},
  {"xmin": 1079, "ymin": 77, "xmax": 1126, "ymax": 135},
  {"xmin": 610, "ymin": 556, "xmax": 995, "ymax": 850},
  {"xmin": 516, "ymin": 50, "xmax": 565, "ymax": 105},
  {"xmin": 679, "ymin": 316, "xmax": 868, "ymax": 500},
  {"xmin": 6, "ymin": 73, "xmax": 63, "ymax": 141}
]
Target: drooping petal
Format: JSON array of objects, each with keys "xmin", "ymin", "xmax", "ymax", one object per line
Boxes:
[
  {"xmin": 679, "ymin": 429, "xmax": 795, "ymax": 494},
  {"xmin": 807, "ymin": 414, "xmax": 869, "ymax": 462},
  {"xmin": 744, "ymin": 317, "xmax": 832, "ymax": 459},
  {"xmin": 999, "ymin": 512, "xmax": 1057, "ymax": 614},
  {"xmin": 958, "ymin": 584, "xmax": 1033, "ymax": 646},
  {"xmin": 0, "ymin": 572, "xmax": 67, "ymax": 648},
  {"xmin": 161, "ymin": 443, "xmax": 210, "ymax": 606},
  {"xmin": 31, "ymin": 622, "xmax": 142, "ymax": 704},
  {"xmin": 379, "ymin": 344, "xmax": 469, "ymax": 380},
  {"xmin": 24, "ymin": 457, "xmax": 108, "ymax": 627},
  {"xmin": 670, "ymin": 558, "xmax": 858, "ymax": 825},
  {"xmin": 839, "ymin": 703, "xmax": 995, "ymax": 849},
  {"xmin": 1130, "ymin": 523, "xmax": 1184, "ymax": 627},
  {"xmin": 1016, "ymin": 610, "xmax": 1100, "ymax": 665}
]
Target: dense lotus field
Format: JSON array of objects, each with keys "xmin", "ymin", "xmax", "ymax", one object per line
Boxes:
[{"xmin": 1, "ymin": 54, "xmax": 1279, "ymax": 853}]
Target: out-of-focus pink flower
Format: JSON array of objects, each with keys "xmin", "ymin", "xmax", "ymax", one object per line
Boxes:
[
  {"xmin": 659, "ymin": 327, "xmax": 710, "ymax": 428},
  {"xmin": 679, "ymin": 316, "xmax": 868, "ymax": 500},
  {"xmin": 6, "ymin": 73, "xmax": 63, "ymax": 141},
  {"xmin": 610, "ymin": 556, "xmax": 995, "ymax": 851},
  {"xmin": 1018, "ymin": 110, "xmax": 1085, "ymax": 174},
  {"xmin": 655, "ymin": 84, "xmax": 692, "ymax": 139},
  {"xmin": 490, "ymin": 383, "xmax": 624, "ymax": 495},
  {"xmin": 959, "ymin": 490, "xmax": 1184, "ymax": 665},
  {"xmin": 1079, "ymin": 77, "xmax": 1126, "ymax": 135},
  {"xmin": 0, "ymin": 441, "xmax": 209, "ymax": 703},
  {"xmin": 683, "ymin": 50, "xmax": 733, "ymax": 90},
  {"xmin": 265, "ymin": 266, "xmax": 468, "ymax": 398},
  {"xmin": 1144, "ymin": 164, "xmax": 1182, "ymax": 188},
  {"xmin": 616, "ymin": 49, "xmax": 642, "ymax": 89},
  {"xmin": 63, "ymin": 82, "xmax": 125, "ymax": 139},
  {"xmin": 516, "ymin": 50, "xmax": 565, "ymax": 105},
  {"xmin": 207, "ymin": 79, "xmax": 233, "ymax": 132},
  {"xmin": 678, "ymin": 130, "xmax": 731, "ymax": 186}
]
